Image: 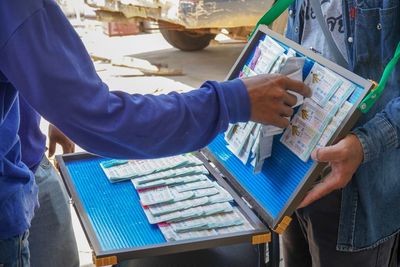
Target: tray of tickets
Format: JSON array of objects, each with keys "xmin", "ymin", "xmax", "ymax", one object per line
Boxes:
[
  {"xmin": 56, "ymin": 152, "xmax": 270, "ymax": 266},
  {"xmin": 204, "ymin": 25, "xmax": 374, "ymax": 233}
]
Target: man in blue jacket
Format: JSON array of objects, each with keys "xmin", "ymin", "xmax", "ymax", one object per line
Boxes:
[
  {"xmin": 19, "ymin": 96, "xmax": 79, "ymax": 267},
  {"xmin": 0, "ymin": 0, "xmax": 311, "ymax": 266},
  {"xmin": 282, "ymin": 1, "xmax": 400, "ymax": 266}
]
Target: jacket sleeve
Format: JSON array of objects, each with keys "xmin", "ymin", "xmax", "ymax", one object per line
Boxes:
[
  {"xmin": 353, "ymin": 98, "xmax": 400, "ymax": 163},
  {"xmin": 0, "ymin": 1, "xmax": 251, "ymax": 159}
]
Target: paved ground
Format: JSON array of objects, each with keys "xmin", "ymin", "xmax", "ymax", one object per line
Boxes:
[{"xmin": 40, "ymin": 18, "xmax": 248, "ymax": 266}]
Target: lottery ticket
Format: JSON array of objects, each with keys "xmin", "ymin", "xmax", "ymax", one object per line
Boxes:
[
  {"xmin": 316, "ymin": 124, "xmax": 336, "ymax": 148},
  {"xmin": 249, "ymin": 46, "xmax": 262, "ymax": 70},
  {"xmin": 254, "ymin": 36, "xmax": 285, "ymax": 74},
  {"xmin": 330, "ymin": 79, "xmax": 356, "ymax": 107},
  {"xmin": 148, "ymin": 202, "xmax": 232, "ymax": 224},
  {"xmin": 237, "ymin": 124, "xmax": 261, "ymax": 165},
  {"xmin": 158, "ymin": 223, "xmax": 218, "ymax": 242},
  {"xmin": 241, "ymin": 65, "xmax": 258, "ymax": 77},
  {"xmin": 297, "ymin": 99, "xmax": 334, "ymax": 131},
  {"xmin": 172, "ymin": 180, "xmax": 215, "ymax": 193},
  {"xmin": 132, "ymin": 174, "xmax": 208, "ymax": 190},
  {"xmin": 133, "ymin": 165, "xmax": 209, "ymax": 185},
  {"xmin": 192, "ymin": 186, "xmax": 220, "ymax": 198},
  {"xmin": 171, "ymin": 207, "xmax": 244, "ymax": 233},
  {"xmin": 269, "ymin": 53, "xmax": 288, "ymax": 74},
  {"xmin": 280, "ymin": 116, "xmax": 320, "ymax": 161},
  {"xmin": 316, "ymin": 101, "xmax": 353, "ymax": 148},
  {"xmin": 170, "ymin": 188, "xmax": 196, "ymax": 202},
  {"xmin": 216, "ymin": 210, "xmax": 254, "ymax": 234},
  {"xmin": 331, "ymin": 101, "xmax": 353, "ymax": 127},
  {"xmin": 139, "ymin": 186, "xmax": 174, "ymax": 206},
  {"xmin": 207, "ymin": 186, "xmax": 234, "ymax": 203},
  {"xmin": 149, "ymin": 197, "xmax": 210, "ymax": 216},
  {"xmin": 304, "ymin": 63, "xmax": 343, "ymax": 106},
  {"xmin": 175, "ymin": 228, "xmax": 218, "ymax": 241},
  {"xmin": 226, "ymin": 122, "xmax": 256, "ymax": 156},
  {"xmin": 101, "ymin": 154, "xmax": 203, "ymax": 182}
]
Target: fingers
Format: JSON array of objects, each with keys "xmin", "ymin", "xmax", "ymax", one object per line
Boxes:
[
  {"xmin": 280, "ymin": 105, "xmax": 294, "ymax": 117},
  {"xmin": 62, "ymin": 142, "xmax": 75, "ymax": 154},
  {"xmin": 298, "ymin": 173, "xmax": 339, "ymax": 208},
  {"xmin": 283, "ymin": 92, "xmax": 298, "ymax": 107},
  {"xmin": 280, "ymin": 76, "xmax": 312, "ymax": 97},
  {"xmin": 48, "ymin": 139, "xmax": 56, "ymax": 158},
  {"xmin": 272, "ymin": 116, "xmax": 290, "ymax": 128}
]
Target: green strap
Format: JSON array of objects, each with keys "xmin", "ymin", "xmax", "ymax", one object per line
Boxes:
[
  {"xmin": 359, "ymin": 42, "xmax": 400, "ymax": 113},
  {"xmin": 249, "ymin": 0, "xmax": 295, "ymax": 39},
  {"xmin": 252, "ymin": 0, "xmax": 400, "ymax": 113}
]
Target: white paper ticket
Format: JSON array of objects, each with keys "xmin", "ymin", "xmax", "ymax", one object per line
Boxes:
[
  {"xmin": 254, "ymin": 36, "xmax": 285, "ymax": 74},
  {"xmin": 172, "ymin": 180, "xmax": 215, "ymax": 193},
  {"xmin": 298, "ymin": 99, "xmax": 334, "ymax": 131},
  {"xmin": 280, "ymin": 116, "xmax": 320, "ymax": 161},
  {"xmin": 226, "ymin": 122, "xmax": 256, "ymax": 156},
  {"xmin": 139, "ymin": 186, "xmax": 174, "ymax": 206},
  {"xmin": 144, "ymin": 202, "xmax": 234, "ymax": 224},
  {"xmin": 133, "ymin": 165, "xmax": 209, "ymax": 185},
  {"xmin": 330, "ymin": 79, "xmax": 356, "ymax": 107},
  {"xmin": 149, "ymin": 197, "xmax": 210, "ymax": 216},
  {"xmin": 159, "ymin": 223, "xmax": 218, "ymax": 242},
  {"xmin": 304, "ymin": 63, "xmax": 343, "ymax": 106},
  {"xmin": 133, "ymin": 174, "xmax": 208, "ymax": 190}
]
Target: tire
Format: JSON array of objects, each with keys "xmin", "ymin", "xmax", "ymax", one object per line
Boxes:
[{"xmin": 160, "ymin": 27, "xmax": 215, "ymax": 51}]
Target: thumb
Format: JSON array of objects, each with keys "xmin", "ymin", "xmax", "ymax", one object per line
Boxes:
[{"xmin": 311, "ymin": 143, "xmax": 345, "ymax": 162}]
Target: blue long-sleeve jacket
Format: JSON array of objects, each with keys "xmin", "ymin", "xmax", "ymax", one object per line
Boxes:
[
  {"xmin": 0, "ymin": 0, "xmax": 250, "ymax": 239},
  {"xmin": 286, "ymin": 0, "xmax": 400, "ymax": 251}
]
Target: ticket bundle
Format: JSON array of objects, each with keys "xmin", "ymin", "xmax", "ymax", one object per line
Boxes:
[
  {"xmin": 100, "ymin": 154, "xmax": 204, "ymax": 183},
  {"xmin": 228, "ymin": 36, "xmax": 306, "ymax": 173},
  {"xmin": 101, "ymin": 154, "xmax": 254, "ymax": 242},
  {"xmin": 231, "ymin": 34, "xmax": 358, "ymax": 164},
  {"xmin": 281, "ymin": 63, "xmax": 356, "ymax": 161}
]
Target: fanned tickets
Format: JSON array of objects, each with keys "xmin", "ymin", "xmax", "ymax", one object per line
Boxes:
[{"xmin": 101, "ymin": 154, "xmax": 203, "ymax": 182}]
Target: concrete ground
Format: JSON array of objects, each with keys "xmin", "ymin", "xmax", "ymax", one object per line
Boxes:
[{"xmin": 40, "ymin": 18, "xmax": 252, "ymax": 266}]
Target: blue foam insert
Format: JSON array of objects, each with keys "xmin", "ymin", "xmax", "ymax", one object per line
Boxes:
[
  {"xmin": 66, "ymin": 158, "xmax": 165, "ymax": 251},
  {"xmin": 209, "ymin": 33, "xmax": 366, "ymax": 221}
]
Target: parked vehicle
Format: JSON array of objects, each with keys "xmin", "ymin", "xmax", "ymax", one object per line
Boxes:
[{"xmin": 85, "ymin": 0, "xmax": 275, "ymax": 50}]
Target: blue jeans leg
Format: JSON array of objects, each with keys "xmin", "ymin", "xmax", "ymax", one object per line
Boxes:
[
  {"xmin": 0, "ymin": 231, "xmax": 30, "ymax": 267},
  {"xmin": 28, "ymin": 156, "xmax": 79, "ymax": 267}
]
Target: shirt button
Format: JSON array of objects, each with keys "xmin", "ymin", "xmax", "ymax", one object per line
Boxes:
[
  {"xmin": 289, "ymin": 9, "xmax": 294, "ymax": 16},
  {"xmin": 347, "ymin": 36, "xmax": 353, "ymax": 43},
  {"xmin": 295, "ymin": 27, "xmax": 299, "ymax": 33},
  {"xmin": 377, "ymin": 23, "xmax": 382, "ymax": 30}
]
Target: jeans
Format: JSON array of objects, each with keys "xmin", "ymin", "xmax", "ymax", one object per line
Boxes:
[
  {"xmin": 28, "ymin": 156, "xmax": 79, "ymax": 267},
  {"xmin": 282, "ymin": 190, "xmax": 399, "ymax": 267},
  {"xmin": 0, "ymin": 231, "xmax": 30, "ymax": 267}
]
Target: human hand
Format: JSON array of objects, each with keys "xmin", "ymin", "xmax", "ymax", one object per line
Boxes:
[
  {"xmin": 48, "ymin": 124, "xmax": 75, "ymax": 157},
  {"xmin": 298, "ymin": 134, "xmax": 364, "ymax": 208},
  {"xmin": 242, "ymin": 74, "xmax": 311, "ymax": 128}
]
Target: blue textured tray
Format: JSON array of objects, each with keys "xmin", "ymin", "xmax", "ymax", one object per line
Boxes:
[{"xmin": 66, "ymin": 158, "xmax": 165, "ymax": 251}]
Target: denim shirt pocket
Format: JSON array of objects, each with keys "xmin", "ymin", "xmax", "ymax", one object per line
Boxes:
[{"xmin": 354, "ymin": 3, "xmax": 400, "ymax": 77}]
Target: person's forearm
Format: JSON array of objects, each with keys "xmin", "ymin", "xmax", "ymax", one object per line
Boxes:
[{"xmin": 0, "ymin": 1, "xmax": 250, "ymax": 159}]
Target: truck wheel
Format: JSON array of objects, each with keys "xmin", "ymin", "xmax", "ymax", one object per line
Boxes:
[{"xmin": 160, "ymin": 28, "xmax": 215, "ymax": 51}]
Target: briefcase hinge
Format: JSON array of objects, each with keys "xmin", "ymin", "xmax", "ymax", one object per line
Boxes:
[
  {"xmin": 274, "ymin": 216, "xmax": 293, "ymax": 234},
  {"xmin": 92, "ymin": 254, "xmax": 118, "ymax": 267},
  {"xmin": 252, "ymin": 233, "xmax": 271, "ymax": 244}
]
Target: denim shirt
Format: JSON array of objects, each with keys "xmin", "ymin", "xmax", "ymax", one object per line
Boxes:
[{"xmin": 286, "ymin": 0, "xmax": 400, "ymax": 251}]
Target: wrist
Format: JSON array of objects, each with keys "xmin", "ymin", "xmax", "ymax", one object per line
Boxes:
[{"xmin": 348, "ymin": 133, "xmax": 364, "ymax": 164}]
